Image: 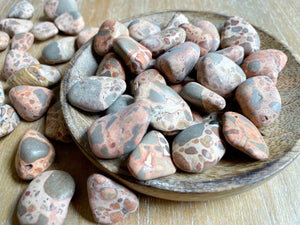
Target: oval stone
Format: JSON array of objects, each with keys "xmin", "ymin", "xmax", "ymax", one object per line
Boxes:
[
  {"xmin": 215, "ymin": 45, "xmax": 244, "ymax": 65},
  {"xmin": 165, "ymin": 13, "xmax": 189, "ymax": 29},
  {"xmin": 0, "ymin": 18, "xmax": 33, "ymax": 37},
  {"xmin": 105, "ymin": 94, "xmax": 134, "ymax": 115},
  {"xmin": 11, "ymin": 32, "xmax": 34, "ymax": 52},
  {"xmin": 8, "ymin": 0, "xmax": 34, "ymax": 19},
  {"xmin": 0, "ymin": 82, "xmax": 4, "ymax": 104},
  {"xmin": 44, "ymin": 0, "xmax": 78, "ymax": 20},
  {"xmin": 0, "ymin": 104, "xmax": 20, "ymax": 138},
  {"xmin": 128, "ymin": 19, "xmax": 161, "ymax": 42},
  {"xmin": 77, "ymin": 27, "xmax": 98, "ymax": 48},
  {"xmin": 54, "ymin": 10, "xmax": 85, "ymax": 35},
  {"xmin": 31, "ymin": 21, "xmax": 59, "ymax": 41},
  {"xmin": 0, "ymin": 31, "xmax": 9, "ymax": 51}
]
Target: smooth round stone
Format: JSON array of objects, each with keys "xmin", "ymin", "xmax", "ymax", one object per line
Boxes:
[
  {"xmin": 11, "ymin": 32, "xmax": 34, "ymax": 51},
  {"xmin": 0, "ymin": 18, "xmax": 33, "ymax": 37},
  {"xmin": 67, "ymin": 76, "xmax": 126, "ymax": 112},
  {"xmin": 215, "ymin": 45, "xmax": 244, "ymax": 65},
  {"xmin": 140, "ymin": 27, "xmax": 186, "ymax": 57},
  {"xmin": 169, "ymin": 76, "xmax": 196, "ymax": 94},
  {"xmin": 96, "ymin": 52, "xmax": 126, "ymax": 80},
  {"xmin": 42, "ymin": 37, "xmax": 76, "ymax": 64},
  {"xmin": 54, "ymin": 10, "xmax": 85, "ymax": 35},
  {"xmin": 87, "ymin": 174, "xmax": 139, "ymax": 224},
  {"xmin": 128, "ymin": 19, "xmax": 161, "ymax": 42},
  {"xmin": 194, "ymin": 20, "xmax": 220, "ymax": 52},
  {"xmin": 105, "ymin": 94, "xmax": 134, "ymax": 115},
  {"xmin": 31, "ymin": 21, "xmax": 58, "ymax": 41},
  {"xmin": 223, "ymin": 111, "xmax": 269, "ymax": 160},
  {"xmin": 221, "ymin": 16, "xmax": 260, "ymax": 56},
  {"xmin": 240, "ymin": 49, "xmax": 288, "ymax": 84},
  {"xmin": 0, "ymin": 104, "xmax": 20, "ymax": 138},
  {"xmin": 0, "ymin": 31, "xmax": 9, "ymax": 51},
  {"xmin": 236, "ymin": 76, "xmax": 281, "ymax": 127},
  {"xmin": 94, "ymin": 19, "xmax": 129, "ymax": 56},
  {"xmin": 8, "ymin": 0, "xmax": 34, "ymax": 19},
  {"xmin": 2, "ymin": 50, "xmax": 39, "ymax": 80},
  {"xmin": 8, "ymin": 64, "xmax": 61, "ymax": 87},
  {"xmin": 165, "ymin": 13, "xmax": 189, "ymax": 29},
  {"xmin": 172, "ymin": 121, "xmax": 226, "ymax": 173},
  {"xmin": 197, "ymin": 53, "xmax": 246, "ymax": 98},
  {"xmin": 128, "ymin": 130, "xmax": 176, "ymax": 180},
  {"xmin": 9, "ymin": 85, "xmax": 53, "ymax": 122},
  {"xmin": 44, "ymin": 0, "xmax": 78, "ymax": 20},
  {"xmin": 17, "ymin": 170, "xmax": 75, "ymax": 225},
  {"xmin": 180, "ymin": 82, "xmax": 226, "ymax": 113},
  {"xmin": 156, "ymin": 42, "xmax": 200, "ymax": 83},
  {"xmin": 0, "ymin": 82, "xmax": 4, "ymax": 104},
  {"xmin": 15, "ymin": 129, "xmax": 55, "ymax": 180},
  {"xmin": 77, "ymin": 27, "xmax": 98, "ymax": 48},
  {"xmin": 88, "ymin": 100, "xmax": 151, "ymax": 159}
]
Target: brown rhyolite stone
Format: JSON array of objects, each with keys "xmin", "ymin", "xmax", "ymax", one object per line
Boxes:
[
  {"xmin": 44, "ymin": 0, "xmax": 78, "ymax": 20},
  {"xmin": 0, "ymin": 18, "xmax": 33, "ymax": 37},
  {"xmin": 8, "ymin": 0, "xmax": 34, "ymax": 19},
  {"xmin": 77, "ymin": 27, "xmax": 98, "ymax": 48},
  {"xmin": 31, "ymin": 22, "xmax": 59, "ymax": 41},
  {"xmin": 128, "ymin": 19, "xmax": 161, "ymax": 42},
  {"xmin": 0, "ymin": 31, "xmax": 9, "ymax": 51},
  {"xmin": 165, "ymin": 13, "xmax": 189, "ymax": 29},
  {"xmin": 0, "ymin": 104, "xmax": 20, "ymax": 138},
  {"xmin": 105, "ymin": 94, "xmax": 135, "ymax": 115},
  {"xmin": 54, "ymin": 11, "xmax": 85, "ymax": 35},
  {"xmin": 215, "ymin": 45, "xmax": 244, "ymax": 65},
  {"xmin": 11, "ymin": 32, "xmax": 34, "ymax": 51}
]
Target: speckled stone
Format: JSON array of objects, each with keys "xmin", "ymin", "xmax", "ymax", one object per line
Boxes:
[
  {"xmin": 94, "ymin": 20, "xmax": 129, "ymax": 56},
  {"xmin": 223, "ymin": 111, "xmax": 269, "ymax": 160},
  {"xmin": 67, "ymin": 77, "xmax": 126, "ymax": 112},
  {"xmin": 194, "ymin": 20, "xmax": 220, "ymax": 52},
  {"xmin": 54, "ymin": 10, "xmax": 84, "ymax": 35},
  {"xmin": 240, "ymin": 49, "xmax": 288, "ymax": 84},
  {"xmin": 180, "ymin": 82, "xmax": 226, "ymax": 113},
  {"xmin": 45, "ymin": 101, "xmax": 72, "ymax": 143},
  {"xmin": 42, "ymin": 37, "xmax": 76, "ymax": 64},
  {"xmin": 156, "ymin": 42, "xmax": 200, "ymax": 83},
  {"xmin": 135, "ymin": 81, "xmax": 193, "ymax": 132},
  {"xmin": 105, "ymin": 94, "xmax": 134, "ymax": 115},
  {"xmin": 96, "ymin": 52, "xmax": 126, "ymax": 80},
  {"xmin": 15, "ymin": 129, "xmax": 55, "ymax": 180},
  {"xmin": 128, "ymin": 130, "xmax": 176, "ymax": 180},
  {"xmin": 8, "ymin": 64, "xmax": 61, "ymax": 87},
  {"xmin": 0, "ymin": 82, "xmax": 4, "ymax": 104},
  {"xmin": 2, "ymin": 50, "xmax": 39, "ymax": 80},
  {"xmin": 215, "ymin": 45, "xmax": 244, "ymax": 65},
  {"xmin": 221, "ymin": 16, "xmax": 260, "ymax": 56},
  {"xmin": 44, "ymin": 0, "xmax": 78, "ymax": 21},
  {"xmin": 172, "ymin": 121, "xmax": 226, "ymax": 173},
  {"xmin": 9, "ymin": 86, "xmax": 53, "ymax": 122},
  {"xmin": 236, "ymin": 76, "xmax": 281, "ymax": 127},
  {"xmin": 8, "ymin": 0, "xmax": 34, "ymax": 19},
  {"xmin": 31, "ymin": 22, "xmax": 58, "ymax": 41},
  {"xmin": 169, "ymin": 76, "xmax": 196, "ymax": 94},
  {"xmin": 165, "ymin": 13, "xmax": 189, "ymax": 29},
  {"xmin": 0, "ymin": 104, "xmax": 20, "ymax": 138},
  {"xmin": 77, "ymin": 27, "xmax": 98, "ymax": 48},
  {"xmin": 0, "ymin": 31, "xmax": 10, "ymax": 51},
  {"xmin": 17, "ymin": 170, "xmax": 75, "ymax": 225},
  {"xmin": 197, "ymin": 53, "xmax": 246, "ymax": 98},
  {"xmin": 128, "ymin": 19, "xmax": 161, "ymax": 42},
  {"xmin": 180, "ymin": 23, "xmax": 213, "ymax": 56},
  {"xmin": 0, "ymin": 18, "xmax": 33, "ymax": 37},
  {"xmin": 140, "ymin": 27, "xmax": 186, "ymax": 57},
  {"xmin": 88, "ymin": 100, "xmax": 151, "ymax": 159},
  {"xmin": 11, "ymin": 32, "xmax": 34, "ymax": 51},
  {"xmin": 87, "ymin": 173, "xmax": 139, "ymax": 224}
]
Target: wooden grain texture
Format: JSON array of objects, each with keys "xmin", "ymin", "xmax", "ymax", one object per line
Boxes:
[{"xmin": 0, "ymin": 0, "xmax": 299, "ymax": 224}]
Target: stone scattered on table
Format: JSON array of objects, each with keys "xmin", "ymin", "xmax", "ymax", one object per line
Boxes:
[
  {"xmin": 77, "ymin": 27, "xmax": 98, "ymax": 48},
  {"xmin": 11, "ymin": 32, "xmax": 34, "ymax": 51},
  {"xmin": 0, "ymin": 104, "xmax": 20, "ymax": 138},
  {"xmin": 8, "ymin": 0, "xmax": 34, "ymax": 19},
  {"xmin": 31, "ymin": 21, "xmax": 59, "ymax": 41},
  {"xmin": 44, "ymin": 0, "xmax": 78, "ymax": 21},
  {"xmin": 128, "ymin": 19, "xmax": 161, "ymax": 42},
  {"xmin": 0, "ymin": 82, "xmax": 4, "ymax": 104},
  {"xmin": 54, "ymin": 10, "xmax": 85, "ymax": 35},
  {"xmin": 165, "ymin": 13, "xmax": 189, "ymax": 29},
  {"xmin": 0, "ymin": 31, "xmax": 9, "ymax": 51},
  {"xmin": 0, "ymin": 18, "xmax": 33, "ymax": 37},
  {"xmin": 105, "ymin": 94, "xmax": 134, "ymax": 115},
  {"xmin": 215, "ymin": 45, "xmax": 244, "ymax": 65}
]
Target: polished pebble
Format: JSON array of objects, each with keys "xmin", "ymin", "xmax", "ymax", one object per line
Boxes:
[
  {"xmin": 54, "ymin": 10, "xmax": 85, "ymax": 35},
  {"xmin": 105, "ymin": 94, "xmax": 134, "ymax": 115},
  {"xmin": 236, "ymin": 76, "xmax": 281, "ymax": 127},
  {"xmin": 0, "ymin": 104, "xmax": 20, "ymax": 138},
  {"xmin": 15, "ymin": 129, "xmax": 55, "ymax": 180},
  {"xmin": 77, "ymin": 27, "xmax": 98, "ymax": 48},
  {"xmin": 17, "ymin": 170, "xmax": 75, "ymax": 225},
  {"xmin": 9, "ymin": 85, "xmax": 53, "ymax": 122},
  {"xmin": 223, "ymin": 111, "xmax": 269, "ymax": 160},
  {"xmin": 165, "ymin": 13, "xmax": 189, "ymax": 29},
  {"xmin": 128, "ymin": 19, "xmax": 161, "ymax": 42},
  {"xmin": 31, "ymin": 21, "xmax": 59, "ymax": 41},
  {"xmin": 11, "ymin": 32, "xmax": 34, "ymax": 51},
  {"xmin": 87, "ymin": 174, "xmax": 139, "ymax": 224},
  {"xmin": 0, "ymin": 18, "xmax": 33, "ymax": 37},
  {"xmin": 8, "ymin": 0, "xmax": 34, "ymax": 19},
  {"xmin": 44, "ymin": 0, "xmax": 78, "ymax": 20},
  {"xmin": 88, "ymin": 100, "xmax": 151, "ymax": 158},
  {"xmin": 169, "ymin": 76, "xmax": 196, "ymax": 94},
  {"xmin": 0, "ymin": 82, "xmax": 4, "ymax": 104},
  {"xmin": 215, "ymin": 45, "xmax": 244, "ymax": 65},
  {"xmin": 0, "ymin": 31, "xmax": 9, "ymax": 51}
]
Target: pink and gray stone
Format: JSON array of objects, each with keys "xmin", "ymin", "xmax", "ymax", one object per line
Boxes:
[
  {"xmin": 0, "ymin": 31, "xmax": 9, "ymax": 51},
  {"xmin": 17, "ymin": 170, "xmax": 75, "ymax": 225},
  {"xmin": 0, "ymin": 104, "xmax": 20, "ymax": 138},
  {"xmin": 87, "ymin": 173, "xmax": 139, "ymax": 224},
  {"xmin": 31, "ymin": 22, "xmax": 59, "ymax": 41},
  {"xmin": 105, "ymin": 94, "xmax": 134, "ymax": 115},
  {"xmin": 77, "ymin": 27, "xmax": 98, "ymax": 48},
  {"xmin": 88, "ymin": 100, "xmax": 151, "ymax": 159},
  {"xmin": 8, "ymin": 0, "xmax": 34, "ymax": 19},
  {"xmin": 215, "ymin": 45, "xmax": 244, "ymax": 65},
  {"xmin": 54, "ymin": 11, "xmax": 85, "ymax": 35},
  {"xmin": 0, "ymin": 18, "xmax": 33, "ymax": 37},
  {"xmin": 11, "ymin": 32, "xmax": 34, "ymax": 51},
  {"xmin": 236, "ymin": 75, "xmax": 281, "ymax": 127},
  {"xmin": 44, "ymin": 0, "xmax": 78, "ymax": 20},
  {"xmin": 165, "ymin": 13, "xmax": 189, "ymax": 29},
  {"xmin": 169, "ymin": 76, "xmax": 196, "ymax": 94},
  {"xmin": 15, "ymin": 129, "xmax": 55, "ymax": 180},
  {"xmin": 128, "ymin": 19, "xmax": 161, "ymax": 42},
  {"xmin": 0, "ymin": 82, "xmax": 4, "ymax": 104}
]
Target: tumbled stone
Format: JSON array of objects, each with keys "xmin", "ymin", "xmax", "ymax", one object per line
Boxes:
[
  {"xmin": 8, "ymin": 64, "xmax": 61, "ymax": 87},
  {"xmin": 15, "ymin": 129, "xmax": 55, "ymax": 180},
  {"xmin": 77, "ymin": 27, "xmax": 98, "ymax": 48},
  {"xmin": 128, "ymin": 130, "xmax": 176, "ymax": 180},
  {"xmin": 88, "ymin": 100, "xmax": 151, "ymax": 159},
  {"xmin": 42, "ymin": 37, "xmax": 76, "ymax": 64},
  {"xmin": 172, "ymin": 121, "xmax": 226, "ymax": 173},
  {"xmin": 96, "ymin": 52, "xmax": 126, "ymax": 80},
  {"xmin": 94, "ymin": 19, "xmax": 129, "ymax": 56},
  {"xmin": 156, "ymin": 42, "xmax": 200, "ymax": 83},
  {"xmin": 221, "ymin": 16, "xmax": 260, "ymax": 56},
  {"xmin": 44, "ymin": 0, "xmax": 78, "ymax": 20},
  {"xmin": 113, "ymin": 35, "xmax": 152, "ymax": 75},
  {"xmin": 140, "ymin": 27, "xmax": 186, "ymax": 57},
  {"xmin": 8, "ymin": 0, "xmax": 34, "ymax": 19},
  {"xmin": 87, "ymin": 174, "xmax": 139, "ymax": 224},
  {"xmin": 236, "ymin": 76, "xmax": 281, "ymax": 127},
  {"xmin": 165, "ymin": 13, "xmax": 189, "ymax": 29},
  {"xmin": 240, "ymin": 49, "xmax": 288, "ymax": 84},
  {"xmin": 68, "ymin": 77, "xmax": 126, "ymax": 112},
  {"xmin": 180, "ymin": 82, "xmax": 226, "ymax": 113},
  {"xmin": 17, "ymin": 170, "xmax": 75, "ymax": 225},
  {"xmin": 105, "ymin": 94, "xmax": 134, "ymax": 115},
  {"xmin": 215, "ymin": 45, "xmax": 244, "ymax": 65},
  {"xmin": 223, "ymin": 111, "xmax": 269, "ymax": 160},
  {"xmin": 54, "ymin": 10, "xmax": 84, "ymax": 35},
  {"xmin": 9, "ymin": 85, "xmax": 53, "ymax": 121},
  {"xmin": 128, "ymin": 19, "xmax": 161, "ymax": 42},
  {"xmin": 0, "ymin": 18, "xmax": 33, "ymax": 37},
  {"xmin": 2, "ymin": 50, "xmax": 39, "ymax": 80},
  {"xmin": 169, "ymin": 76, "xmax": 196, "ymax": 94},
  {"xmin": 11, "ymin": 32, "xmax": 34, "ymax": 51},
  {"xmin": 197, "ymin": 53, "xmax": 246, "ymax": 98},
  {"xmin": 0, "ymin": 31, "xmax": 9, "ymax": 51},
  {"xmin": 31, "ymin": 22, "xmax": 58, "ymax": 41},
  {"xmin": 0, "ymin": 104, "xmax": 20, "ymax": 138},
  {"xmin": 0, "ymin": 82, "xmax": 4, "ymax": 104}
]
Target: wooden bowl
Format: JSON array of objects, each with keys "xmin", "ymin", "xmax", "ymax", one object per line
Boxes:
[{"xmin": 61, "ymin": 10, "xmax": 300, "ymax": 201}]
